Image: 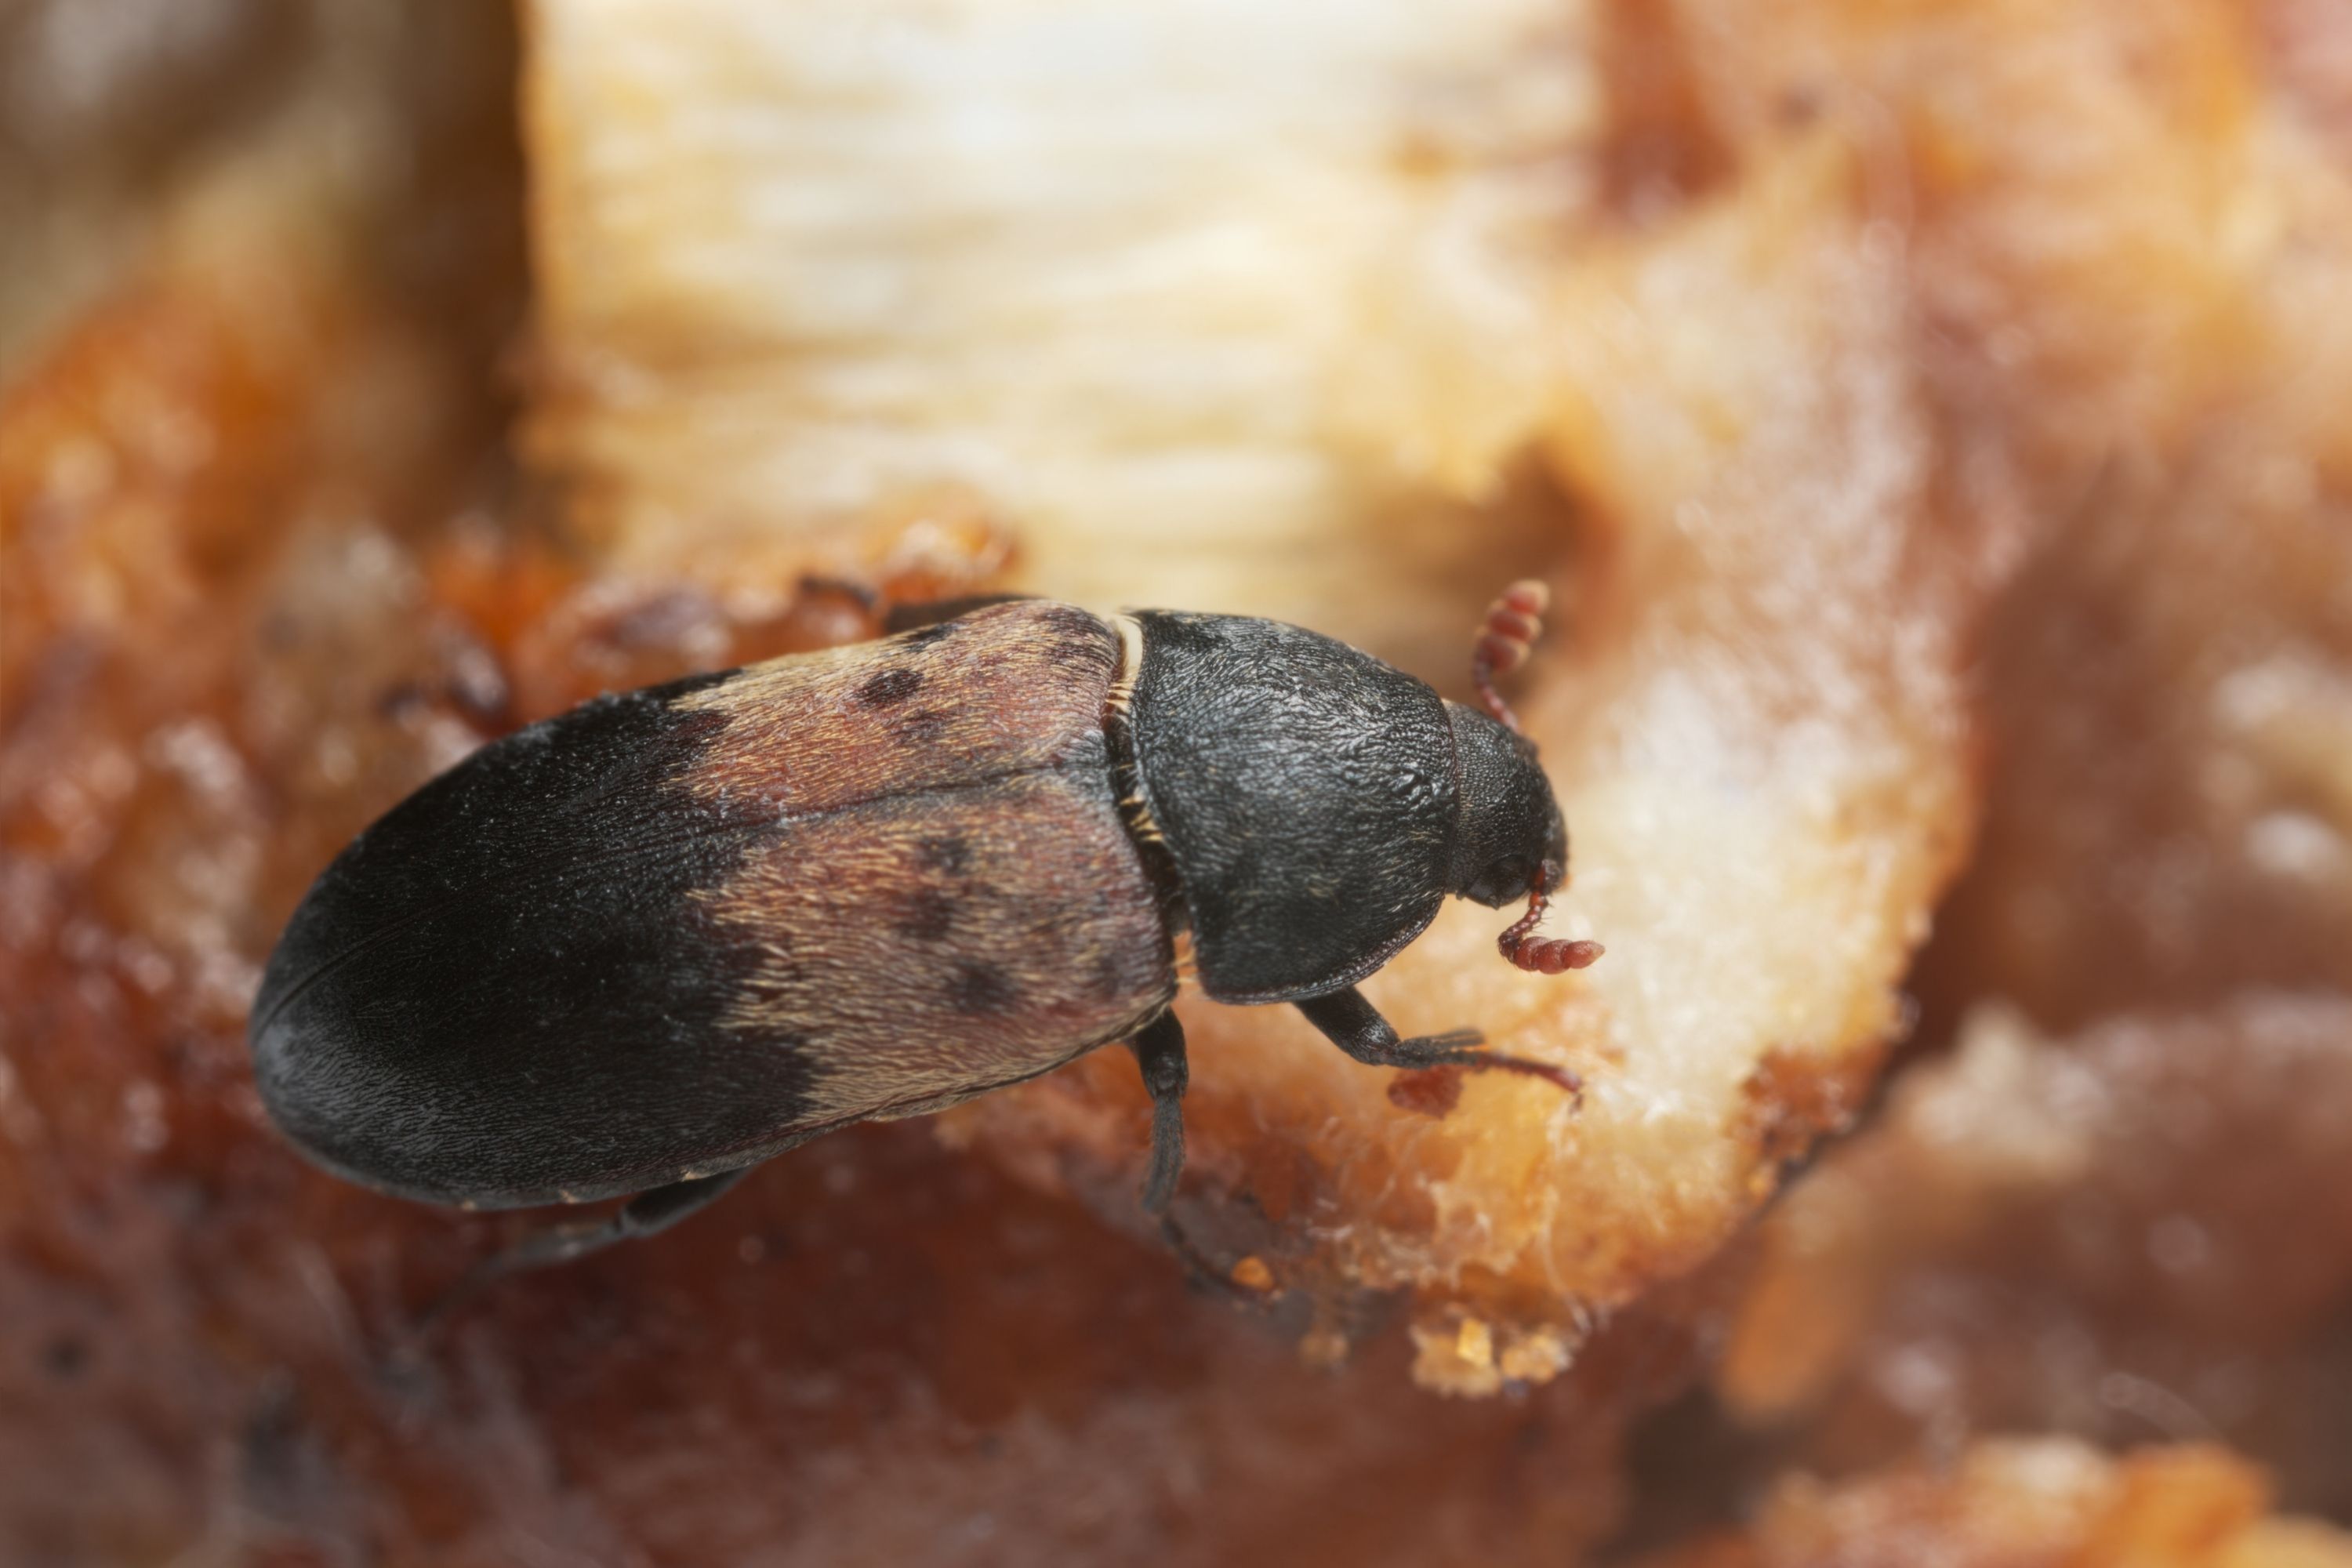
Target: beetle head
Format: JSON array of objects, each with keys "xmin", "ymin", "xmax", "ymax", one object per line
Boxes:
[
  {"xmin": 1453, "ymin": 579, "xmax": 1602, "ymax": 975},
  {"xmin": 1445, "ymin": 703, "xmax": 1566, "ymax": 909}
]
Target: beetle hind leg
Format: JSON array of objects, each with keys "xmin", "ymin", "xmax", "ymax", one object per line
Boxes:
[
  {"xmin": 1127, "ymin": 1011, "xmax": 1190, "ymax": 1214},
  {"xmin": 1295, "ymin": 985, "xmax": 1582, "ymax": 1099},
  {"xmin": 425, "ymin": 1168, "xmax": 750, "ymax": 1323},
  {"xmin": 529, "ymin": 1167, "xmax": 748, "ymax": 1265}
]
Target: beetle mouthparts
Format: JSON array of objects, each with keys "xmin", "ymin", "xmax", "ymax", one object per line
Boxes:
[{"xmin": 1497, "ymin": 861, "xmax": 1603, "ymax": 975}]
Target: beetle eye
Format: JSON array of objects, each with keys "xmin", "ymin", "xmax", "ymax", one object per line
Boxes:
[{"xmin": 1466, "ymin": 855, "xmax": 1534, "ymax": 907}]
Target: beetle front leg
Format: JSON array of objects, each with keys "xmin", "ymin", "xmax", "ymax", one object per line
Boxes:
[
  {"xmin": 1294, "ymin": 985, "xmax": 1581, "ymax": 1099},
  {"xmin": 1127, "ymin": 1010, "xmax": 1190, "ymax": 1214}
]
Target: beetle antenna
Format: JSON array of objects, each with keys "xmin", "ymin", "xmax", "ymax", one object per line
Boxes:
[
  {"xmin": 1471, "ymin": 579, "xmax": 1550, "ymax": 734},
  {"xmin": 1498, "ymin": 861, "xmax": 1603, "ymax": 975}
]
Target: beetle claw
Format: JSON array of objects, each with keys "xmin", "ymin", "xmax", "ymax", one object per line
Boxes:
[{"xmin": 1456, "ymin": 1052, "xmax": 1584, "ymax": 1103}]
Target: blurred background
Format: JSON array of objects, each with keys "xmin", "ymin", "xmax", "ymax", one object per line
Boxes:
[{"xmin": 4, "ymin": 1, "xmax": 2351, "ymax": 1563}]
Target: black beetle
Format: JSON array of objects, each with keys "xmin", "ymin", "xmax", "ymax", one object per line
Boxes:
[{"xmin": 249, "ymin": 583, "xmax": 1601, "ymax": 1271}]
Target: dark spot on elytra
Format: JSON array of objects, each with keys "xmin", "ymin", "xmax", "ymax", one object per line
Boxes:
[
  {"xmin": 1087, "ymin": 946, "xmax": 1145, "ymax": 1004},
  {"xmin": 1033, "ymin": 606, "xmax": 1116, "ymax": 675},
  {"xmin": 949, "ymin": 962, "xmax": 1018, "ymax": 1015},
  {"xmin": 897, "ymin": 888, "xmax": 957, "ymax": 942},
  {"xmin": 917, "ymin": 836, "xmax": 971, "ymax": 875},
  {"xmin": 896, "ymin": 707, "xmax": 952, "ymax": 740},
  {"xmin": 857, "ymin": 668, "xmax": 923, "ymax": 707},
  {"xmin": 903, "ymin": 622, "xmax": 958, "ymax": 646}
]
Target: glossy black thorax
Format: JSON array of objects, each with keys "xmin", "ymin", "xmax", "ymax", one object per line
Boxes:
[{"xmin": 1123, "ymin": 611, "xmax": 1460, "ymax": 1004}]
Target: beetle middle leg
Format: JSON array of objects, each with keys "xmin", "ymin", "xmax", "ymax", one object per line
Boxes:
[
  {"xmin": 1127, "ymin": 1010, "xmax": 1190, "ymax": 1214},
  {"xmin": 1295, "ymin": 985, "xmax": 1582, "ymax": 1099}
]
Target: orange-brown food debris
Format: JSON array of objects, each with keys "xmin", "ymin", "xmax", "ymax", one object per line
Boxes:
[
  {"xmin": 1722, "ymin": 998, "xmax": 2352, "ymax": 1516},
  {"xmin": 9, "ymin": 0, "xmax": 2352, "ymax": 1559}
]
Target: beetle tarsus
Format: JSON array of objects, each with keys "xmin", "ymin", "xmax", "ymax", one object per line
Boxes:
[
  {"xmin": 1294, "ymin": 985, "xmax": 1578, "ymax": 1101},
  {"xmin": 1462, "ymin": 1053, "xmax": 1584, "ymax": 1102},
  {"xmin": 1128, "ymin": 1011, "xmax": 1190, "ymax": 1214}
]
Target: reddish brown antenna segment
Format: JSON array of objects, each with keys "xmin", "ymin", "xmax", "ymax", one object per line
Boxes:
[
  {"xmin": 1471, "ymin": 579, "xmax": 1550, "ymax": 734},
  {"xmin": 1497, "ymin": 862, "xmax": 1603, "ymax": 975},
  {"xmin": 1469, "ymin": 580, "xmax": 1601, "ymax": 976}
]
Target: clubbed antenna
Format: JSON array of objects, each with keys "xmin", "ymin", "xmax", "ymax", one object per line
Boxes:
[
  {"xmin": 1471, "ymin": 579, "xmax": 1550, "ymax": 734},
  {"xmin": 1469, "ymin": 579, "xmax": 1599, "ymax": 975},
  {"xmin": 1497, "ymin": 861, "xmax": 1603, "ymax": 975}
]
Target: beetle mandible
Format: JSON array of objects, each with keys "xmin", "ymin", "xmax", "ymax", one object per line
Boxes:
[{"xmin": 249, "ymin": 583, "xmax": 1602, "ymax": 1272}]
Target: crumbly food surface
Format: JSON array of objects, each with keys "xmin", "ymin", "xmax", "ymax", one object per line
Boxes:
[
  {"xmin": 528, "ymin": 0, "xmax": 2007, "ymax": 1388},
  {"xmin": 7, "ymin": 0, "xmax": 2352, "ymax": 1560}
]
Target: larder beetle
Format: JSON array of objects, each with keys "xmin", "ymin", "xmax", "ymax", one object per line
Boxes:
[{"xmin": 250, "ymin": 583, "xmax": 1600, "ymax": 1271}]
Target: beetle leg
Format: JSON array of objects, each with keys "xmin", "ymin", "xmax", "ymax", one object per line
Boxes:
[
  {"xmin": 513, "ymin": 1167, "xmax": 750, "ymax": 1268},
  {"xmin": 1127, "ymin": 1010, "xmax": 1190, "ymax": 1214},
  {"xmin": 431, "ymin": 1167, "xmax": 750, "ymax": 1320},
  {"xmin": 1155, "ymin": 1215, "xmax": 1280, "ymax": 1310},
  {"xmin": 1294, "ymin": 985, "xmax": 1582, "ymax": 1100}
]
